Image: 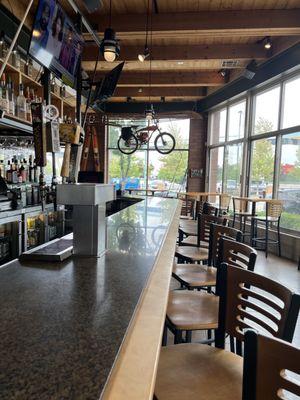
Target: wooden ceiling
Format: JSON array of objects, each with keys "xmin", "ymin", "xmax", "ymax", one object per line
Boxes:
[{"xmin": 6, "ymin": 0, "xmax": 300, "ymax": 103}]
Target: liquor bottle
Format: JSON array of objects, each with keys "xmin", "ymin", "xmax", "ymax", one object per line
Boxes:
[
  {"xmin": 24, "ymin": 58, "xmax": 33, "ymax": 77},
  {"xmin": 0, "ymin": 31, "xmax": 7, "ymax": 59},
  {"xmin": 6, "ymin": 160, "xmax": 11, "ymax": 183},
  {"xmin": 16, "ymin": 83, "xmax": 26, "ymax": 120},
  {"xmin": 23, "ymin": 159, "xmax": 28, "ymax": 183},
  {"xmin": 1, "ymin": 74, "xmax": 9, "ymax": 114},
  {"xmin": 11, "ymin": 48, "xmax": 20, "ymax": 69},
  {"xmin": 7, "ymin": 77, "xmax": 15, "ymax": 116},
  {"xmin": 0, "ymin": 159, "xmax": 4, "ymax": 178},
  {"xmin": 33, "ymin": 159, "xmax": 38, "ymax": 183},
  {"xmin": 19, "ymin": 159, "xmax": 26, "ymax": 183},
  {"xmin": 28, "ymin": 155, "xmax": 33, "ymax": 182},
  {"xmin": 12, "ymin": 158, "xmax": 19, "ymax": 184},
  {"xmin": 25, "ymin": 87, "xmax": 32, "ymax": 122}
]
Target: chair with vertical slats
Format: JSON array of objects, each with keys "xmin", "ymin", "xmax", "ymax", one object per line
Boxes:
[{"xmin": 155, "ymin": 264, "xmax": 300, "ymax": 400}]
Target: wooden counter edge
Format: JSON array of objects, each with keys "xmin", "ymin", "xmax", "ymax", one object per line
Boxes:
[{"xmin": 100, "ymin": 200, "xmax": 182, "ymax": 400}]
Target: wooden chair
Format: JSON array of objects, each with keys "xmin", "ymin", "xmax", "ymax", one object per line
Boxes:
[
  {"xmin": 173, "ymin": 224, "xmax": 243, "ymax": 290},
  {"xmin": 176, "ymin": 214, "xmax": 226, "ymax": 263},
  {"xmin": 178, "ymin": 193, "xmax": 197, "ymax": 220},
  {"xmin": 251, "ymin": 199, "xmax": 283, "ymax": 257},
  {"xmin": 243, "ymin": 330, "xmax": 300, "ymax": 400},
  {"xmin": 232, "ymin": 197, "xmax": 253, "ymax": 234},
  {"xmin": 167, "ymin": 238, "xmax": 257, "ymax": 345},
  {"xmin": 155, "ymin": 264, "xmax": 300, "ymax": 400}
]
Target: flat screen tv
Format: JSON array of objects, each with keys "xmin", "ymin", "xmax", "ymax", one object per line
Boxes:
[
  {"xmin": 91, "ymin": 62, "xmax": 125, "ymax": 111},
  {"xmin": 29, "ymin": 0, "xmax": 84, "ymax": 87}
]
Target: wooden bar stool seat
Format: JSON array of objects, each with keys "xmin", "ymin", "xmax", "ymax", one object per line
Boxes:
[
  {"xmin": 180, "ymin": 236, "xmax": 208, "ymax": 247},
  {"xmin": 175, "ymin": 245, "xmax": 209, "ymax": 263},
  {"xmin": 172, "ymin": 263, "xmax": 208, "ymax": 276},
  {"xmin": 155, "ymin": 343, "xmax": 242, "ymax": 400},
  {"xmin": 176, "ymin": 268, "xmax": 217, "ymax": 289}
]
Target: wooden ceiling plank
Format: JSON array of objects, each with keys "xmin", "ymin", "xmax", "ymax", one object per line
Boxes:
[
  {"xmin": 92, "ymin": 10, "xmax": 300, "ymax": 38},
  {"xmin": 82, "ymin": 43, "xmax": 266, "ymax": 61},
  {"xmin": 114, "ymin": 87, "xmax": 207, "ymax": 97}
]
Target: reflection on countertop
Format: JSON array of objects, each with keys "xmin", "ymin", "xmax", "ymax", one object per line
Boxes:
[{"xmin": 0, "ymin": 197, "xmax": 178, "ymax": 400}]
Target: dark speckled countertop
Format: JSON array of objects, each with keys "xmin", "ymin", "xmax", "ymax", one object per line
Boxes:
[{"xmin": 0, "ymin": 197, "xmax": 178, "ymax": 400}]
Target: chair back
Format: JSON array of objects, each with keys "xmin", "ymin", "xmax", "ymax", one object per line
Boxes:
[
  {"xmin": 219, "ymin": 193, "xmax": 231, "ymax": 211},
  {"xmin": 243, "ymin": 330, "xmax": 300, "ymax": 400},
  {"xmin": 209, "ymin": 223, "xmax": 243, "ymax": 266},
  {"xmin": 215, "ymin": 264, "xmax": 300, "ymax": 351},
  {"xmin": 197, "ymin": 213, "xmax": 227, "ymax": 246},
  {"xmin": 233, "ymin": 197, "xmax": 249, "ymax": 213},
  {"xmin": 202, "ymin": 201, "xmax": 218, "ymax": 216},
  {"xmin": 218, "ymin": 237, "xmax": 257, "ymax": 272},
  {"xmin": 178, "ymin": 194, "xmax": 197, "ymax": 218},
  {"xmin": 266, "ymin": 199, "xmax": 283, "ymax": 219}
]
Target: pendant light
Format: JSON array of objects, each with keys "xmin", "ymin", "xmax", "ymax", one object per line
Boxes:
[
  {"xmin": 100, "ymin": 0, "xmax": 120, "ymax": 62},
  {"xmin": 138, "ymin": 0, "xmax": 151, "ymax": 62},
  {"xmin": 145, "ymin": 1, "xmax": 154, "ymax": 121}
]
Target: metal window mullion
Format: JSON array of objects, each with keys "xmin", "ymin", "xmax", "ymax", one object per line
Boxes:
[{"xmin": 273, "ymin": 134, "xmax": 282, "ymax": 200}]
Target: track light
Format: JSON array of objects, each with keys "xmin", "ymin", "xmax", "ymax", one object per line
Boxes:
[
  {"xmin": 263, "ymin": 36, "xmax": 272, "ymax": 50},
  {"xmin": 243, "ymin": 60, "xmax": 258, "ymax": 80},
  {"xmin": 100, "ymin": 28, "xmax": 120, "ymax": 62},
  {"xmin": 138, "ymin": 46, "xmax": 150, "ymax": 62}
]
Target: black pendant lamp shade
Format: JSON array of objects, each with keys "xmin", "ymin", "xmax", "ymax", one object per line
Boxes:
[{"xmin": 100, "ymin": 27, "xmax": 120, "ymax": 62}]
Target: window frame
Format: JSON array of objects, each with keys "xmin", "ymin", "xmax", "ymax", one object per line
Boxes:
[{"xmin": 206, "ymin": 68, "xmax": 300, "ymax": 236}]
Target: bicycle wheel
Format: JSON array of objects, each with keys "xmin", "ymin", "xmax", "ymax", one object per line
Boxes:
[
  {"xmin": 154, "ymin": 132, "xmax": 176, "ymax": 154},
  {"xmin": 117, "ymin": 133, "xmax": 138, "ymax": 154}
]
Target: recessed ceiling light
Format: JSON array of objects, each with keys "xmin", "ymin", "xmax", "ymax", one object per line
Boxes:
[
  {"xmin": 177, "ymin": 61, "xmax": 184, "ymax": 65},
  {"xmin": 138, "ymin": 88, "xmax": 143, "ymax": 93}
]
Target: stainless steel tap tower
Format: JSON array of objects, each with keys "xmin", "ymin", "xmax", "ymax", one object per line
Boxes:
[{"xmin": 57, "ymin": 183, "xmax": 114, "ymax": 257}]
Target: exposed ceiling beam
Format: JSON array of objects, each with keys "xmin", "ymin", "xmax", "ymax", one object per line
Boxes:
[
  {"xmin": 92, "ymin": 10, "xmax": 300, "ymax": 39},
  {"xmin": 93, "ymin": 71, "xmax": 224, "ymax": 87},
  {"xmin": 114, "ymin": 87, "xmax": 207, "ymax": 98},
  {"xmin": 82, "ymin": 43, "xmax": 266, "ymax": 61}
]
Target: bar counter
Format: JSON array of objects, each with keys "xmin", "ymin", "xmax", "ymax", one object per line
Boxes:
[{"xmin": 0, "ymin": 197, "xmax": 181, "ymax": 400}]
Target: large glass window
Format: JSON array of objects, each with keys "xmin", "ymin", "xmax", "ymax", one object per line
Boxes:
[
  {"xmin": 278, "ymin": 132, "xmax": 300, "ymax": 231},
  {"xmin": 228, "ymin": 101, "xmax": 246, "ymax": 141},
  {"xmin": 209, "ymin": 108, "xmax": 226, "ymax": 144},
  {"xmin": 253, "ymin": 86, "xmax": 280, "ymax": 135},
  {"xmin": 107, "ymin": 119, "xmax": 189, "ymax": 195},
  {"xmin": 249, "ymin": 137, "xmax": 275, "ymax": 198},
  {"xmin": 208, "ymin": 147, "xmax": 224, "ymax": 193},
  {"xmin": 282, "ymin": 77, "xmax": 300, "ymax": 129},
  {"xmin": 223, "ymin": 143, "xmax": 243, "ymax": 196}
]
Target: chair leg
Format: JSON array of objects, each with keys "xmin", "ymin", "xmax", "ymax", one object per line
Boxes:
[
  {"xmin": 162, "ymin": 322, "xmax": 168, "ymax": 347},
  {"xmin": 186, "ymin": 330, "xmax": 192, "ymax": 343},
  {"xmin": 233, "ymin": 214, "xmax": 236, "ymax": 228},
  {"xmin": 265, "ymin": 220, "xmax": 269, "ymax": 258},
  {"xmin": 174, "ymin": 330, "xmax": 183, "ymax": 344},
  {"xmin": 230, "ymin": 336, "xmax": 235, "ymax": 353},
  {"xmin": 277, "ymin": 222, "xmax": 281, "ymax": 257}
]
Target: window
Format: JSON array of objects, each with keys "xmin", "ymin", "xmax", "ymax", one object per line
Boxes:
[
  {"xmin": 253, "ymin": 86, "xmax": 280, "ymax": 135},
  {"xmin": 228, "ymin": 101, "xmax": 246, "ymax": 141},
  {"xmin": 282, "ymin": 77, "xmax": 300, "ymax": 129},
  {"xmin": 249, "ymin": 137, "xmax": 275, "ymax": 198},
  {"xmin": 208, "ymin": 147, "xmax": 224, "ymax": 193},
  {"xmin": 107, "ymin": 119, "xmax": 189, "ymax": 195},
  {"xmin": 223, "ymin": 143, "xmax": 243, "ymax": 196},
  {"xmin": 209, "ymin": 108, "xmax": 226, "ymax": 144},
  {"xmin": 278, "ymin": 132, "xmax": 300, "ymax": 231}
]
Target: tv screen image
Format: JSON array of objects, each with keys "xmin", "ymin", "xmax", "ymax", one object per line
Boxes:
[{"xmin": 29, "ymin": 0, "xmax": 84, "ymax": 87}]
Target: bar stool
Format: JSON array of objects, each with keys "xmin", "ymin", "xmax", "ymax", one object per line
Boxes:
[
  {"xmin": 232, "ymin": 196, "xmax": 253, "ymax": 235},
  {"xmin": 251, "ymin": 199, "xmax": 283, "ymax": 257},
  {"xmin": 172, "ymin": 224, "xmax": 243, "ymax": 290},
  {"xmin": 166, "ymin": 238, "xmax": 257, "ymax": 345},
  {"xmin": 175, "ymin": 214, "xmax": 226, "ymax": 263},
  {"xmin": 155, "ymin": 264, "xmax": 300, "ymax": 400}
]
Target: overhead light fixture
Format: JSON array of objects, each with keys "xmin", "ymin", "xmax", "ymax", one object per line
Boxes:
[
  {"xmin": 242, "ymin": 60, "xmax": 258, "ymax": 80},
  {"xmin": 138, "ymin": 88, "xmax": 143, "ymax": 93},
  {"xmin": 145, "ymin": 104, "xmax": 155, "ymax": 121},
  {"xmin": 263, "ymin": 36, "xmax": 272, "ymax": 50},
  {"xmin": 138, "ymin": 0, "xmax": 151, "ymax": 62},
  {"xmin": 218, "ymin": 69, "xmax": 230, "ymax": 83},
  {"xmin": 100, "ymin": 0, "xmax": 120, "ymax": 62},
  {"xmin": 138, "ymin": 46, "xmax": 150, "ymax": 62},
  {"xmin": 177, "ymin": 61, "xmax": 184, "ymax": 65}
]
